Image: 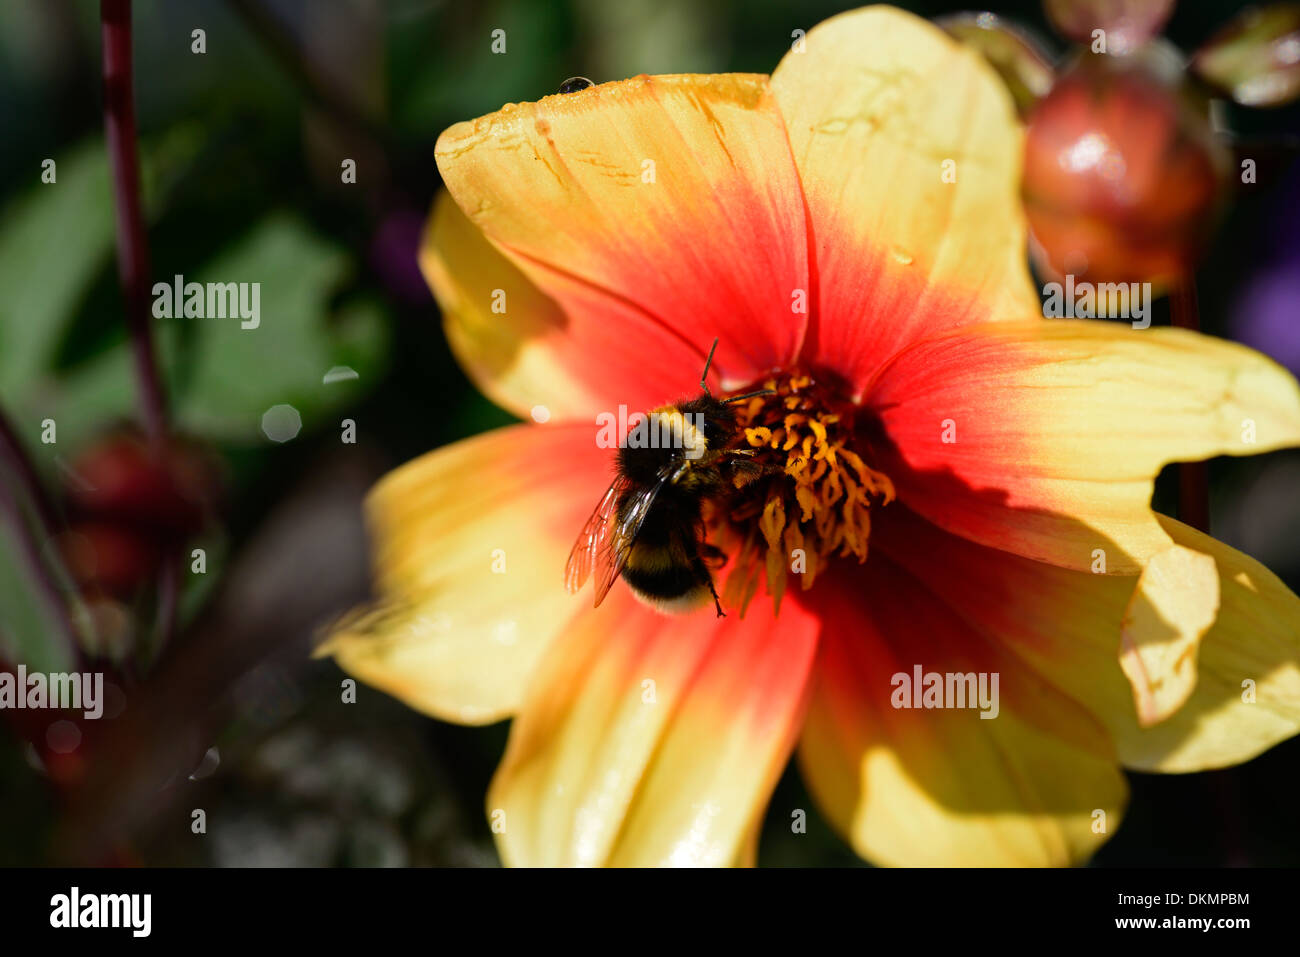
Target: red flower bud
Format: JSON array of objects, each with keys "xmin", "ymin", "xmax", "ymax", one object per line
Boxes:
[
  {"xmin": 65, "ymin": 430, "xmax": 218, "ymax": 540},
  {"xmin": 1021, "ymin": 51, "xmax": 1229, "ymax": 286},
  {"xmin": 60, "ymin": 521, "xmax": 161, "ymax": 597}
]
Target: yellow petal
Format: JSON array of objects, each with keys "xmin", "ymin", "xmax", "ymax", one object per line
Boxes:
[
  {"xmin": 876, "ymin": 505, "xmax": 1300, "ymax": 775},
  {"xmin": 317, "ymin": 423, "xmax": 609, "ymax": 725},
  {"xmin": 1135, "ymin": 515, "xmax": 1300, "ymax": 771},
  {"xmin": 435, "ymin": 73, "xmax": 810, "ymax": 408},
  {"xmin": 771, "ymin": 5, "xmax": 1040, "ymax": 396},
  {"xmin": 871, "ymin": 320, "xmax": 1300, "ymax": 572},
  {"xmin": 488, "ymin": 588, "xmax": 819, "ymax": 866},
  {"xmin": 799, "ymin": 562, "xmax": 1126, "ymax": 867},
  {"xmin": 1118, "ymin": 545, "xmax": 1219, "ymax": 727},
  {"xmin": 419, "ymin": 191, "xmax": 599, "ymax": 421}
]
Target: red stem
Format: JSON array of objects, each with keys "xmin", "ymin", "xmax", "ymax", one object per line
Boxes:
[
  {"xmin": 101, "ymin": 0, "xmax": 167, "ymax": 443},
  {"xmin": 101, "ymin": 0, "xmax": 179, "ymax": 656}
]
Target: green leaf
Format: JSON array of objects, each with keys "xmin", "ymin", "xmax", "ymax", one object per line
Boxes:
[
  {"xmin": 9, "ymin": 212, "xmax": 389, "ymax": 451},
  {"xmin": 0, "ymin": 516, "xmax": 75, "ymax": 674},
  {"xmin": 0, "ymin": 140, "xmax": 116, "ymax": 390},
  {"xmin": 168, "ymin": 213, "xmax": 388, "ymax": 443}
]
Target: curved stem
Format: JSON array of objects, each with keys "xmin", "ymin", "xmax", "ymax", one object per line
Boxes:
[
  {"xmin": 102, "ymin": 0, "xmax": 167, "ymax": 444},
  {"xmin": 0, "ymin": 406, "xmax": 60, "ymax": 540},
  {"xmin": 0, "ymin": 474, "xmax": 80, "ymax": 668},
  {"xmin": 102, "ymin": 0, "xmax": 179, "ymax": 659}
]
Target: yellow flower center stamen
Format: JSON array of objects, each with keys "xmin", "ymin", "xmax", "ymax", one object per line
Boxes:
[{"xmin": 707, "ymin": 370, "xmax": 895, "ymax": 615}]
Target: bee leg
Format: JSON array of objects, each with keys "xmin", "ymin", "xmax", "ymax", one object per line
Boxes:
[
  {"xmin": 691, "ymin": 549, "xmax": 726, "ymax": 617},
  {"xmin": 728, "ymin": 457, "xmax": 764, "ymax": 489},
  {"xmin": 727, "ymin": 451, "xmax": 781, "ymax": 488},
  {"xmin": 705, "ymin": 574, "xmax": 726, "ymax": 618}
]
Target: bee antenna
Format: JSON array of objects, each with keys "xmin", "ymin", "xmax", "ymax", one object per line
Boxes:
[
  {"xmin": 724, "ymin": 388, "xmax": 775, "ymax": 404},
  {"xmin": 699, "ymin": 337, "xmax": 720, "ymax": 397}
]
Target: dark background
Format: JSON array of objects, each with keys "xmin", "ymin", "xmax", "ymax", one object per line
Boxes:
[{"xmin": 0, "ymin": 0, "xmax": 1297, "ymax": 866}]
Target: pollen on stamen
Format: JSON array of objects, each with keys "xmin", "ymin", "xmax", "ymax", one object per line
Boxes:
[{"xmin": 708, "ymin": 372, "xmax": 894, "ymax": 616}]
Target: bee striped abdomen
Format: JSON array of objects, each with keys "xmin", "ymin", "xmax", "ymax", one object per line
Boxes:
[
  {"xmin": 622, "ymin": 546, "xmax": 705, "ymax": 599},
  {"xmin": 618, "ymin": 493, "xmax": 713, "ymax": 611}
]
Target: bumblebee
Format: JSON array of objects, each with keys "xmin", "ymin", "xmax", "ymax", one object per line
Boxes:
[{"xmin": 565, "ymin": 340, "xmax": 769, "ymax": 616}]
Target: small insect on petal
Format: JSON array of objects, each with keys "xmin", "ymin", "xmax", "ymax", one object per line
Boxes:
[{"xmin": 558, "ymin": 76, "xmax": 594, "ymax": 95}]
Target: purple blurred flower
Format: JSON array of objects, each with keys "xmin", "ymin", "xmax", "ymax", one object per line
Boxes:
[
  {"xmin": 1232, "ymin": 163, "xmax": 1300, "ymax": 375},
  {"xmin": 369, "ymin": 208, "xmax": 432, "ymax": 306}
]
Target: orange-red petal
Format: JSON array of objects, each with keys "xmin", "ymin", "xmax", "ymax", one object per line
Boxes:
[
  {"xmin": 435, "ymin": 73, "xmax": 810, "ymax": 409},
  {"xmin": 488, "ymin": 589, "xmax": 819, "ymax": 866},
  {"xmin": 868, "ymin": 320, "xmax": 1300, "ymax": 572}
]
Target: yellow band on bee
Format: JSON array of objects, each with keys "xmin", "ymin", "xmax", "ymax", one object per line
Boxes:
[{"xmin": 647, "ymin": 407, "xmax": 707, "ymax": 459}]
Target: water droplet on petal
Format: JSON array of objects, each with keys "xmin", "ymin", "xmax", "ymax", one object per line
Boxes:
[
  {"xmin": 558, "ymin": 76, "xmax": 594, "ymax": 94},
  {"xmin": 890, "ymin": 247, "xmax": 914, "ymax": 265},
  {"xmin": 531, "ymin": 404, "xmax": 551, "ymax": 423}
]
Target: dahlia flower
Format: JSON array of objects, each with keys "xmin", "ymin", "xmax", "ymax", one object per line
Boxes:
[{"xmin": 320, "ymin": 5, "xmax": 1300, "ymax": 867}]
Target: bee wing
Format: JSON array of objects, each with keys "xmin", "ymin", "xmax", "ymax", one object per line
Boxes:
[
  {"xmin": 565, "ymin": 477, "xmax": 625, "ymax": 597},
  {"xmin": 565, "ymin": 467, "xmax": 671, "ymax": 607}
]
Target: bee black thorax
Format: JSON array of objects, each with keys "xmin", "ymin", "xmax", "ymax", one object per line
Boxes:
[{"xmin": 615, "ymin": 395, "xmax": 740, "ymax": 489}]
